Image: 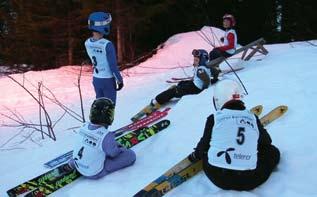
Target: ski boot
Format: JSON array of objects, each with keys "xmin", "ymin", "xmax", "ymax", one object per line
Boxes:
[{"xmin": 131, "ymin": 100, "xmax": 161, "ymax": 122}]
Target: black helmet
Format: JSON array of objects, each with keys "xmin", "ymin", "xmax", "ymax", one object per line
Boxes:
[
  {"xmin": 192, "ymin": 49, "xmax": 209, "ymax": 65},
  {"xmin": 89, "ymin": 98, "xmax": 115, "ymax": 126}
]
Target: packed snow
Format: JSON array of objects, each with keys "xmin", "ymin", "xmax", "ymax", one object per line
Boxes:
[{"xmin": 1, "ymin": 26, "xmax": 317, "ymax": 197}]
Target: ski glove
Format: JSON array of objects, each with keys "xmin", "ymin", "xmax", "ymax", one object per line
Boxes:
[
  {"xmin": 197, "ymin": 68, "xmax": 210, "ymax": 89},
  {"xmin": 116, "ymin": 82, "xmax": 124, "ymax": 91}
]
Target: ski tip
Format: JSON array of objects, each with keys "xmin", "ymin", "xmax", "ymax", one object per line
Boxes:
[
  {"xmin": 159, "ymin": 119, "xmax": 170, "ymax": 127},
  {"xmin": 163, "ymin": 107, "xmax": 171, "ymax": 112},
  {"xmin": 279, "ymin": 105, "xmax": 288, "ymax": 114},
  {"xmin": 250, "ymin": 105, "xmax": 263, "ymax": 116},
  {"xmin": 133, "ymin": 190, "xmax": 146, "ymax": 197},
  {"xmin": 131, "ymin": 117, "xmax": 138, "ymax": 122}
]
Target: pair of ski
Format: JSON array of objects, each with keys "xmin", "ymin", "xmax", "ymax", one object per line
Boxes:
[
  {"xmin": 166, "ymin": 67, "xmax": 244, "ymax": 83},
  {"xmin": 43, "ymin": 107, "xmax": 171, "ymax": 169},
  {"xmin": 134, "ymin": 105, "xmax": 288, "ymax": 197},
  {"xmin": 7, "ymin": 119, "xmax": 171, "ymax": 197}
]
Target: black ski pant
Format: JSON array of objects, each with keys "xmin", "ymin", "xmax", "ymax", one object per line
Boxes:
[
  {"xmin": 203, "ymin": 145, "xmax": 280, "ymax": 191},
  {"xmin": 155, "ymin": 80, "xmax": 203, "ymax": 105},
  {"xmin": 209, "ymin": 48, "xmax": 231, "ymax": 61}
]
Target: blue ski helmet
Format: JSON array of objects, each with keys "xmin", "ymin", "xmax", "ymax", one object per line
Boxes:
[
  {"xmin": 192, "ymin": 49, "xmax": 209, "ymax": 65},
  {"xmin": 88, "ymin": 12, "xmax": 112, "ymax": 35}
]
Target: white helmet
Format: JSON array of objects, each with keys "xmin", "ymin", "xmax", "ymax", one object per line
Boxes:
[{"xmin": 213, "ymin": 79, "xmax": 245, "ymax": 110}]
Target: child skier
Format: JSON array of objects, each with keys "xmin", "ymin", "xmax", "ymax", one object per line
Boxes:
[
  {"xmin": 70, "ymin": 98, "xmax": 136, "ymax": 179},
  {"xmin": 131, "ymin": 49, "xmax": 219, "ymax": 121},
  {"xmin": 85, "ymin": 12, "xmax": 124, "ymax": 103},
  {"xmin": 209, "ymin": 14, "xmax": 238, "ymax": 72},
  {"xmin": 188, "ymin": 79, "xmax": 280, "ymax": 190}
]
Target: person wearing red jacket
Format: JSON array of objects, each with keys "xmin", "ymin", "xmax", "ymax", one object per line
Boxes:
[{"xmin": 209, "ymin": 14, "xmax": 238, "ymax": 63}]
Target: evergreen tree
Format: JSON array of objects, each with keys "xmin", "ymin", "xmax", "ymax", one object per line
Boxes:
[{"xmin": 0, "ymin": 0, "xmax": 316, "ymax": 70}]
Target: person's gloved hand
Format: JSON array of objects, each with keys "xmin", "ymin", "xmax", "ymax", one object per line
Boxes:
[{"xmin": 116, "ymin": 81, "xmax": 124, "ymax": 91}]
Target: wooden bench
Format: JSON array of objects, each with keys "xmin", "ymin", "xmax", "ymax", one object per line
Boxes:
[{"xmin": 206, "ymin": 38, "xmax": 269, "ymax": 68}]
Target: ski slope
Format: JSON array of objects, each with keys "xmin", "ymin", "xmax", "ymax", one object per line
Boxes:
[{"xmin": 1, "ymin": 26, "xmax": 317, "ymax": 197}]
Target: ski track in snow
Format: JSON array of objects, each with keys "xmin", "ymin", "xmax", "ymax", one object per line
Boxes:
[{"xmin": 1, "ymin": 27, "xmax": 317, "ymax": 196}]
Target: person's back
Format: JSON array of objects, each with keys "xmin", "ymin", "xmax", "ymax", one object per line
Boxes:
[
  {"xmin": 73, "ymin": 123, "xmax": 109, "ymax": 177},
  {"xmin": 85, "ymin": 11, "xmax": 124, "ymax": 102},
  {"xmin": 188, "ymin": 79, "xmax": 280, "ymax": 190},
  {"xmin": 85, "ymin": 37, "xmax": 112, "ymax": 79},
  {"xmin": 70, "ymin": 98, "xmax": 136, "ymax": 179},
  {"xmin": 208, "ymin": 107, "xmax": 259, "ymax": 171}
]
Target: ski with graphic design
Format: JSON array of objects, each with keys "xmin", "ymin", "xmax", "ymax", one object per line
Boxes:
[
  {"xmin": 134, "ymin": 105, "xmax": 287, "ymax": 197},
  {"xmin": 131, "ymin": 87, "xmax": 184, "ymax": 122},
  {"xmin": 44, "ymin": 150, "xmax": 74, "ymax": 169},
  {"xmin": 133, "ymin": 105, "xmax": 262, "ymax": 197},
  {"xmin": 115, "ymin": 107, "xmax": 171, "ymax": 136},
  {"xmin": 131, "ymin": 103, "xmax": 162, "ymax": 122},
  {"xmin": 116, "ymin": 119, "xmax": 170, "ymax": 148},
  {"xmin": 7, "ymin": 120, "xmax": 171, "ymax": 197},
  {"xmin": 260, "ymin": 105, "xmax": 288, "ymax": 127},
  {"xmin": 7, "ymin": 163, "xmax": 80, "ymax": 197},
  {"xmin": 44, "ymin": 109, "xmax": 171, "ymax": 169}
]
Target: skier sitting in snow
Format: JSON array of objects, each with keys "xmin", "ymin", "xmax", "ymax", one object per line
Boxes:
[
  {"xmin": 131, "ymin": 49, "xmax": 219, "ymax": 121},
  {"xmin": 188, "ymin": 79, "xmax": 280, "ymax": 191},
  {"xmin": 69, "ymin": 98, "xmax": 136, "ymax": 179},
  {"xmin": 85, "ymin": 11, "xmax": 124, "ymax": 103},
  {"xmin": 209, "ymin": 14, "xmax": 238, "ymax": 72}
]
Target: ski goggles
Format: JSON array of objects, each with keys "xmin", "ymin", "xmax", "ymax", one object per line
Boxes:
[
  {"xmin": 88, "ymin": 14, "xmax": 112, "ymax": 26},
  {"xmin": 192, "ymin": 49, "xmax": 201, "ymax": 57},
  {"xmin": 192, "ymin": 49, "xmax": 207, "ymax": 57}
]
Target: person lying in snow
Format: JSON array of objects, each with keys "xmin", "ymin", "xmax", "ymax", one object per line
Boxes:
[
  {"xmin": 69, "ymin": 98, "xmax": 136, "ymax": 179},
  {"xmin": 188, "ymin": 79, "xmax": 280, "ymax": 190},
  {"xmin": 131, "ymin": 49, "xmax": 219, "ymax": 122}
]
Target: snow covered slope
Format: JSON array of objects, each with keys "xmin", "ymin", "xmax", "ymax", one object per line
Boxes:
[{"xmin": 1, "ymin": 27, "xmax": 317, "ymax": 196}]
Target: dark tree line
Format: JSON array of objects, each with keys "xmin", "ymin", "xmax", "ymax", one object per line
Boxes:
[{"xmin": 0, "ymin": 0, "xmax": 316, "ymax": 71}]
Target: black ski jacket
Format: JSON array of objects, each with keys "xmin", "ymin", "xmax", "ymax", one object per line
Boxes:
[{"xmin": 193, "ymin": 100, "xmax": 272, "ymax": 162}]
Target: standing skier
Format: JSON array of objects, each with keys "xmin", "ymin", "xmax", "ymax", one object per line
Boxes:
[
  {"xmin": 209, "ymin": 14, "xmax": 238, "ymax": 71},
  {"xmin": 188, "ymin": 79, "xmax": 280, "ymax": 190},
  {"xmin": 70, "ymin": 98, "xmax": 136, "ymax": 179},
  {"xmin": 85, "ymin": 11, "xmax": 124, "ymax": 103},
  {"xmin": 131, "ymin": 49, "xmax": 219, "ymax": 121}
]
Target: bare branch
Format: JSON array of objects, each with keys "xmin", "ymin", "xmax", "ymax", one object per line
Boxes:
[
  {"xmin": 53, "ymin": 110, "xmax": 67, "ymax": 128},
  {"xmin": 18, "ymin": 130, "xmax": 37, "ymax": 145},
  {"xmin": 0, "ymin": 128, "xmax": 24, "ymax": 149},
  {"xmin": 6, "ymin": 76, "xmax": 54, "ymax": 126},
  {"xmin": 66, "ymin": 126, "xmax": 81, "ymax": 131},
  {"xmin": 1, "ymin": 68, "xmax": 88, "ymax": 148},
  {"xmin": 78, "ymin": 63, "xmax": 85, "ymax": 122},
  {"xmin": 38, "ymin": 82, "xmax": 44, "ymax": 139},
  {"xmin": 41, "ymin": 84, "xmax": 83, "ymax": 122},
  {"xmin": 0, "ymin": 147, "xmax": 26, "ymax": 151}
]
